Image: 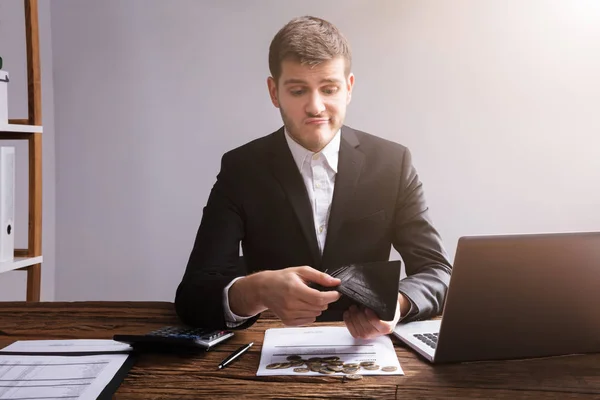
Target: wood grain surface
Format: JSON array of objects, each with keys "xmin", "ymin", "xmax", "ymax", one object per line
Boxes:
[{"xmin": 0, "ymin": 302, "xmax": 598, "ymax": 399}]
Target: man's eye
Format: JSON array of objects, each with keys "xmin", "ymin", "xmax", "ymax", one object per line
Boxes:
[
  {"xmin": 322, "ymin": 87, "xmax": 339, "ymax": 95},
  {"xmin": 290, "ymin": 89, "xmax": 305, "ymax": 96}
]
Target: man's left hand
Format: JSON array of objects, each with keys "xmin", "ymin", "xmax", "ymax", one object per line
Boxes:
[{"xmin": 343, "ymin": 293, "xmax": 409, "ymax": 339}]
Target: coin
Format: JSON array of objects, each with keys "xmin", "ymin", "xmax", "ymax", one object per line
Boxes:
[
  {"xmin": 308, "ymin": 357, "xmax": 323, "ymax": 362},
  {"xmin": 319, "ymin": 368, "xmax": 335, "ymax": 374},
  {"xmin": 363, "ymin": 364, "xmax": 380, "ymax": 370},
  {"xmin": 322, "ymin": 356, "xmax": 340, "ymax": 361},
  {"xmin": 327, "ymin": 365, "xmax": 343, "ymax": 372},
  {"xmin": 326, "ymin": 360, "xmax": 344, "ymax": 366},
  {"xmin": 381, "ymin": 366, "xmax": 397, "ymax": 372},
  {"xmin": 344, "ymin": 363, "xmax": 359, "ymax": 368},
  {"xmin": 286, "ymin": 355, "xmax": 302, "ymax": 361},
  {"xmin": 342, "ymin": 367, "xmax": 359, "ymax": 374},
  {"xmin": 290, "ymin": 360, "xmax": 305, "ymax": 367},
  {"xmin": 359, "ymin": 361, "xmax": 375, "ymax": 367},
  {"xmin": 266, "ymin": 363, "xmax": 281, "ymax": 369},
  {"xmin": 293, "ymin": 367, "xmax": 309, "ymax": 373},
  {"xmin": 346, "ymin": 374, "xmax": 363, "ymax": 380},
  {"xmin": 277, "ymin": 362, "xmax": 293, "ymax": 369}
]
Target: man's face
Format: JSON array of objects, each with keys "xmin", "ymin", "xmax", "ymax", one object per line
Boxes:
[{"xmin": 267, "ymin": 57, "xmax": 354, "ymax": 152}]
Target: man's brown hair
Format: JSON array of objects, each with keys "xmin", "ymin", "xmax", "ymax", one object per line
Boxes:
[{"xmin": 268, "ymin": 16, "xmax": 352, "ymax": 83}]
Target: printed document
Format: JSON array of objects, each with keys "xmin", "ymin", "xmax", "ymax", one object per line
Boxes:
[
  {"xmin": 0, "ymin": 354, "xmax": 129, "ymax": 400},
  {"xmin": 0, "ymin": 339, "xmax": 132, "ymax": 354},
  {"xmin": 257, "ymin": 326, "xmax": 403, "ymax": 376}
]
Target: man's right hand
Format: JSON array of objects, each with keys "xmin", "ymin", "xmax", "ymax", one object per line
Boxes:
[{"xmin": 228, "ymin": 266, "xmax": 341, "ymax": 326}]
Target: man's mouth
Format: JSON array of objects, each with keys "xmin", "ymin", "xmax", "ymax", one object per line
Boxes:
[{"xmin": 305, "ymin": 118, "xmax": 329, "ymax": 125}]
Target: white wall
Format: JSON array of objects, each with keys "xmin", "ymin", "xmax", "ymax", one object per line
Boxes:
[
  {"xmin": 49, "ymin": 0, "xmax": 600, "ymax": 301},
  {"xmin": 0, "ymin": 0, "xmax": 56, "ymax": 300}
]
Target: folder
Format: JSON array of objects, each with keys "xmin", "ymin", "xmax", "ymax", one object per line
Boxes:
[
  {"xmin": 314, "ymin": 260, "xmax": 401, "ymax": 322},
  {"xmin": 0, "ymin": 146, "xmax": 15, "ymax": 262}
]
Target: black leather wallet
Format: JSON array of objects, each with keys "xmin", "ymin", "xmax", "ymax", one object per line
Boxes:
[{"xmin": 313, "ymin": 260, "xmax": 401, "ymax": 322}]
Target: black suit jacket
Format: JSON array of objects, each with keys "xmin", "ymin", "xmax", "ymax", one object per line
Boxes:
[{"xmin": 175, "ymin": 126, "xmax": 452, "ymax": 329}]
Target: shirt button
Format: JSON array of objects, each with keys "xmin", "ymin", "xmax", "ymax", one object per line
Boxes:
[
  {"xmin": 315, "ymin": 183, "xmax": 321, "ymax": 189},
  {"xmin": 319, "ymin": 225, "xmax": 324, "ymax": 233}
]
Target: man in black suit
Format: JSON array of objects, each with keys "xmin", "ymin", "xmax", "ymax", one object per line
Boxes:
[{"xmin": 175, "ymin": 16, "xmax": 452, "ymax": 339}]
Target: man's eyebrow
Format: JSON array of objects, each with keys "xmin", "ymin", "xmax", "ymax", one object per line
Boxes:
[
  {"xmin": 282, "ymin": 78, "xmax": 343, "ymax": 86},
  {"xmin": 283, "ymin": 78, "xmax": 307, "ymax": 85},
  {"xmin": 320, "ymin": 78, "xmax": 343, "ymax": 85}
]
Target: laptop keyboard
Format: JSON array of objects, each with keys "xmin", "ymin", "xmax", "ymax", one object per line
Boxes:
[{"xmin": 414, "ymin": 332, "xmax": 438, "ymax": 349}]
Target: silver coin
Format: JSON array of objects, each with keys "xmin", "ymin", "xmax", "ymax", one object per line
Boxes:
[
  {"xmin": 319, "ymin": 368, "xmax": 336, "ymax": 374},
  {"xmin": 363, "ymin": 364, "xmax": 380, "ymax": 370},
  {"xmin": 293, "ymin": 367, "xmax": 310, "ymax": 373},
  {"xmin": 346, "ymin": 374, "xmax": 363, "ymax": 380},
  {"xmin": 266, "ymin": 363, "xmax": 281, "ymax": 369},
  {"xmin": 381, "ymin": 366, "xmax": 398, "ymax": 372}
]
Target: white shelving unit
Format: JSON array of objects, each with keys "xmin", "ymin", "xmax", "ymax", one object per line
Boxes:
[
  {"xmin": 0, "ymin": 122, "xmax": 43, "ymax": 279},
  {"xmin": 0, "ymin": 256, "xmax": 43, "ymax": 274},
  {"xmin": 0, "ymin": 0, "xmax": 44, "ymax": 301},
  {"xmin": 0, "ymin": 123, "xmax": 43, "ymax": 299},
  {"xmin": 0, "ymin": 124, "xmax": 43, "ymax": 134}
]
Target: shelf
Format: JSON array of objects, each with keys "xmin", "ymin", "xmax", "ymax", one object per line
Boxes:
[
  {"xmin": 0, "ymin": 124, "xmax": 43, "ymax": 134},
  {"xmin": 0, "ymin": 256, "xmax": 43, "ymax": 274}
]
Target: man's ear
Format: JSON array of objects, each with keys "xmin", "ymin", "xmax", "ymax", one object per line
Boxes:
[
  {"xmin": 346, "ymin": 73, "xmax": 355, "ymax": 105},
  {"xmin": 267, "ymin": 77, "xmax": 280, "ymax": 108}
]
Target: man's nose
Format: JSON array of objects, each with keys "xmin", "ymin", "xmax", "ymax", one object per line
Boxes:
[{"xmin": 305, "ymin": 92, "xmax": 326, "ymax": 116}]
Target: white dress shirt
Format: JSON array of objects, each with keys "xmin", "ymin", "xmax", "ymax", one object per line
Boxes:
[{"xmin": 222, "ymin": 129, "xmax": 341, "ymax": 326}]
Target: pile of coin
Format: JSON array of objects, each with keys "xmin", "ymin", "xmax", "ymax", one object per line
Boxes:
[{"xmin": 266, "ymin": 355, "xmax": 398, "ymax": 379}]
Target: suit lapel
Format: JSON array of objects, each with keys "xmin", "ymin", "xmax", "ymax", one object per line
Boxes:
[
  {"xmin": 268, "ymin": 129, "xmax": 321, "ymax": 266},
  {"xmin": 322, "ymin": 127, "xmax": 365, "ymax": 267}
]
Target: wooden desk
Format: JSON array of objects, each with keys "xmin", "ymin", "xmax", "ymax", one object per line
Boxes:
[{"xmin": 0, "ymin": 302, "xmax": 598, "ymax": 399}]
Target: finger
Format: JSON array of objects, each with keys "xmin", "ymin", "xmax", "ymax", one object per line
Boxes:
[
  {"xmin": 364, "ymin": 308, "xmax": 394, "ymax": 335},
  {"xmin": 279, "ymin": 308, "xmax": 322, "ymax": 319},
  {"xmin": 282, "ymin": 317, "xmax": 316, "ymax": 327},
  {"xmin": 295, "ymin": 266, "xmax": 341, "ymax": 288},
  {"xmin": 344, "ymin": 310, "xmax": 360, "ymax": 338},
  {"xmin": 294, "ymin": 283, "xmax": 341, "ymax": 307},
  {"xmin": 273, "ymin": 298, "xmax": 325, "ymax": 317},
  {"xmin": 352, "ymin": 306, "xmax": 378, "ymax": 338},
  {"xmin": 345, "ymin": 305, "xmax": 366, "ymax": 338}
]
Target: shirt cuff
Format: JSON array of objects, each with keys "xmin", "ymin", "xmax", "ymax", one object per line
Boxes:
[{"xmin": 223, "ymin": 276, "xmax": 256, "ymax": 328}]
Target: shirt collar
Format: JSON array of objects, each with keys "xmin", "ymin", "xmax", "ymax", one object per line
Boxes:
[{"xmin": 284, "ymin": 128, "xmax": 341, "ymax": 173}]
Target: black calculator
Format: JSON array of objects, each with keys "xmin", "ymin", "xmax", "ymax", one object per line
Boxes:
[{"xmin": 113, "ymin": 326, "xmax": 234, "ymax": 351}]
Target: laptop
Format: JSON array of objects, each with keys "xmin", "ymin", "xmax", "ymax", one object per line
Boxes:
[{"xmin": 393, "ymin": 231, "xmax": 600, "ymax": 363}]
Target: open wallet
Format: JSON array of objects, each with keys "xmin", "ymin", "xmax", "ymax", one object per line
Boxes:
[{"xmin": 313, "ymin": 260, "xmax": 402, "ymax": 322}]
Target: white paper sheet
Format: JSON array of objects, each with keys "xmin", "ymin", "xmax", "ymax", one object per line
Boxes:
[
  {"xmin": 0, "ymin": 354, "xmax": 130, "ymax": 400},
  {"xmin": 257, "ymin": 326, "xmax": 403, "ymax": 376},
  {"xmin": 0, "ymin": 339, "xmax": 132, "ymax": 354}
]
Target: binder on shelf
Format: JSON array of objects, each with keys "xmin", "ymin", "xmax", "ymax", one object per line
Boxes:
[
  {"xmin": 0, "ymin": 70, "xmax": 7, "ymax": 124},
  {"xmin": 0, "ymin": 146, "xmax": 15, "ymax": 262}
]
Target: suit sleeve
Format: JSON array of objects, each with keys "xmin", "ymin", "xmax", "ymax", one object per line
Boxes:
[
  {"xmin": 393, "ymin": 148, "xmax": 453, "ymax": 321},
  {"xmin": 175, "ymin": 153, "xmax": 259, "ymax": 329}
]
